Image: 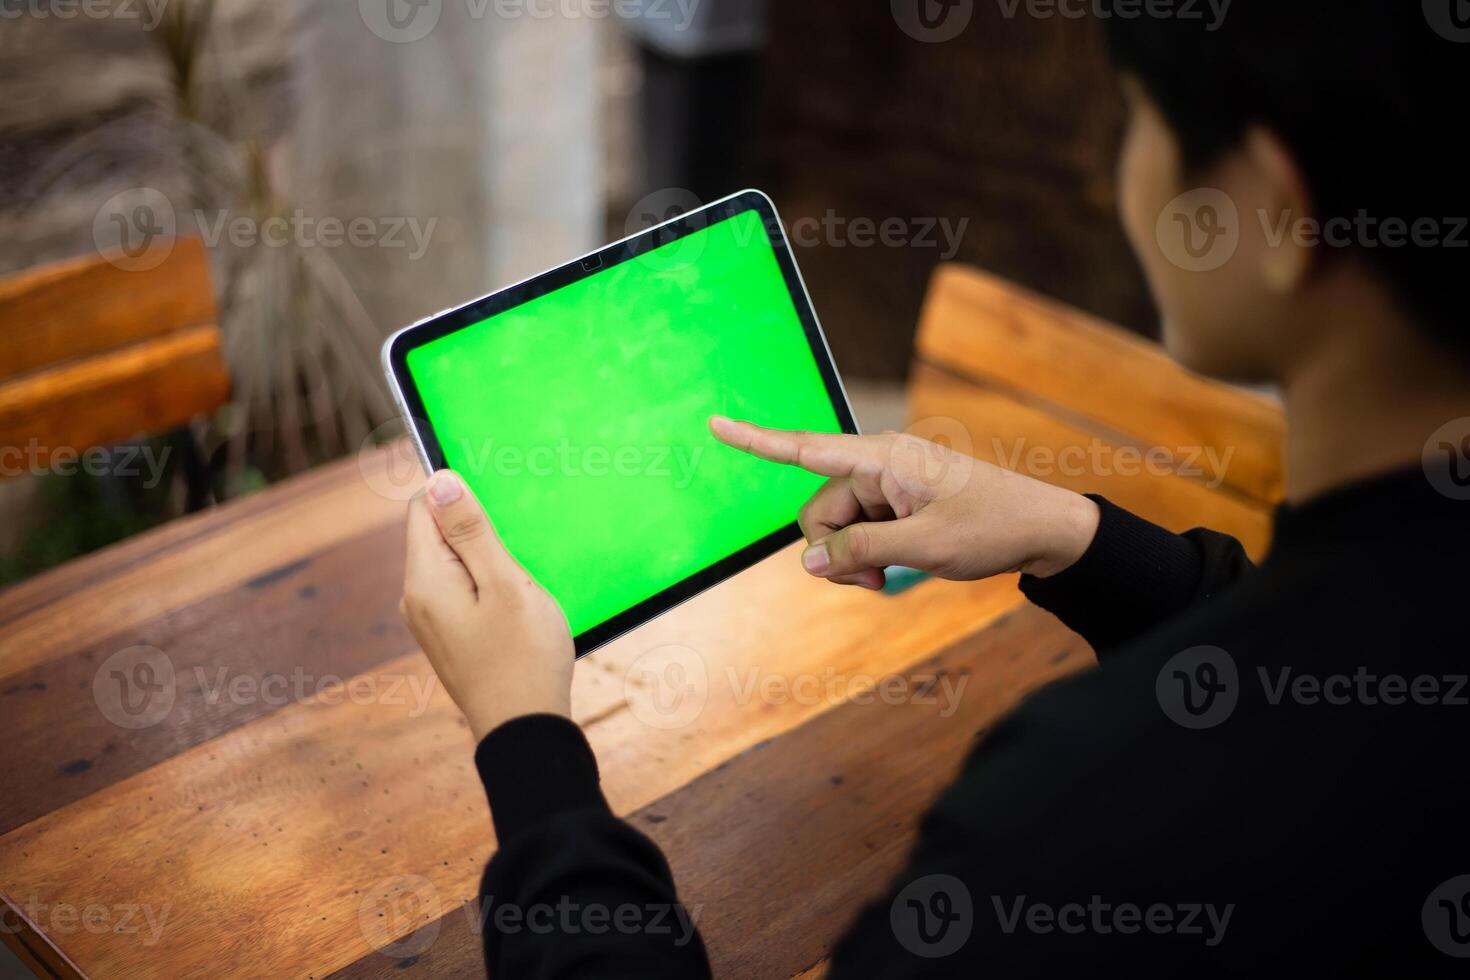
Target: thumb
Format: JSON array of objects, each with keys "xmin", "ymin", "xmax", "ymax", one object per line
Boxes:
[
  {"xmin": 802, "ymin": 519, "xmax": 919, "ymax": 579},
  {"xmin": 425, "ymin": 470, "xmax": 507, "ymax": 588}
]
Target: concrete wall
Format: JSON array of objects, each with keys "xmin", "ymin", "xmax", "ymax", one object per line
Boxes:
[{"xmin": 293, "ymin": 1, "xmax": 603, "ymax": 332}]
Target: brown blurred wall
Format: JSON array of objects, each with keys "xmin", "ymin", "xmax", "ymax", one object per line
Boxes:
[{"xmin": 756, "ymin": 3, "xmax": 1155, "ymax": 379}]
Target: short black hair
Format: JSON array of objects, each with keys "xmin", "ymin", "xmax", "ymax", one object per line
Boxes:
[{"xmin": 1103, "ymin": 3, "xmax": 1464, "ymax": 353}]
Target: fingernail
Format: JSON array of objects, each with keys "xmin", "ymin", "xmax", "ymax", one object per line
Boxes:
[
  {"xmin": 429, "ymin": 471, "xmax": 463, "ymax": 505},
  {"xmin": 803, "ymin": 544, "xmax": 830, "ymax": 575}
]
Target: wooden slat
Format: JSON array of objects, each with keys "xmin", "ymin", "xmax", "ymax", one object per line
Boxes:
[
  {"xmin": 328, "ymin": 604, "xmax": 1087, "ymax": 979},
  {"xmin": 0, "ymin": 239, "xmax": 215, "ymax": 381},
  {"xmin": 1, "ymin": 897, "xmax": 85, "ymax": 979},
  {"xmin": 915, "ymin": 264, "xmax": 1286, "ymax": 506},
  {"xmin": 0, "ymin": 325, "xmax": 230, "ymax": 471},
  {"xmin": 0, "ymin": 522, "xmax": 418, "ymax": 836},
  {"xmin": 910, "ymin": 364, "xmax": 1274, "ymax": 560},
  {"xmin": 0, "ymin": 446, "xmax": 416, "ymax": 683},
  {"xmin": 0, "ymin": 443, "xmax": 418, "ymax": 631},
  {"xmin": 0, "ymin": 575, "xmax": 1027, "ymax": 978}
]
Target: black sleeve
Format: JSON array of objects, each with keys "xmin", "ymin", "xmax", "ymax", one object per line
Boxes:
[
  {"xmin": 1019, "ymin": 495, "xmax": 1253, "ymax": 654},
  {"xmin": 475, "ymin": 714, "xmax": 712, "ymax": 979}
]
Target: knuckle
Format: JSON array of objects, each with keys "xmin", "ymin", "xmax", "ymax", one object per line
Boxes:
[
  {"xmin": 876, "ymin": 433, "xmax": 909, "ymax": 469},
  {"xmin": 791, "ymin": 437, "xmax": 814, "ymax": 470},
  {"xmin": 897, "ymin": 433, "xmax": 929, "ymax": 458},
  {"xmin": 401, "ymin": 588, "xmax": 434, "ymax": 621},
  {"xmin": 845, "ymin": 524, "xmax": 871, "ymax": 564},
  {"xmin": 443, "ymin": 515, "xmax": 485, "ymax": 543}
]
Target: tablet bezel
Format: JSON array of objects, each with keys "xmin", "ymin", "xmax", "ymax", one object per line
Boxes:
[{"xmin": 382, "ymin": 188, "xmax": 859, "ymax": 657}]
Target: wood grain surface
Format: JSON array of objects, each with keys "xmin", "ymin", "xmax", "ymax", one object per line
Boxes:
[{"xmin": 328, "ymin": 604, "xmax": 1086, "ymax": 979}]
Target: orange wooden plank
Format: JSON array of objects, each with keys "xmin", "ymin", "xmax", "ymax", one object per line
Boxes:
[
  {"xmin": 0, "ymin": 444, "xmax": 419, "ymax": 682},
  {"xmin": 915, "ymin": 264, "xmax": 1286, "ymax": 506},
  {"xmin": 0, "ymin": 324, "xmax": 230, "ymax": 471},
  {"xmin": 0, "ymin": 441, "xmax": 415, "ymax": 630},
  {"xmin": 0, "ymin": 239, "xmax": 215, "ymax": 381},
  {"xmin": 1, "ymin": 894, "xmax": 86, "ymax": 979},
  {"xmin": 909, "ymin": 364, "xmax": 1274, "ymax": 559}
]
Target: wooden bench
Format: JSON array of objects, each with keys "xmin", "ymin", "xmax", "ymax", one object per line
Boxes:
[
  {"xmin": 0, "ymin": 265, "xmax": 1284, "ymax": 978},
  {"xmin": 0, "ymin": 239, "xmax": 230, "ymax": 491},
  {"xmin": 912, "ymin": 264, "xmax": 1284, "ymax": 558}
]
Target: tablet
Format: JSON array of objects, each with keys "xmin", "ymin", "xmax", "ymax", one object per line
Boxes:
[{"xmin": 382, "ymin": 189, "xmax": 858, "ymax": 656}]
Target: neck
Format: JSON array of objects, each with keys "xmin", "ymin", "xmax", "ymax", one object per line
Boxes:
[{"xmin": 1280, "ymin": 286, "xmax": 1470, "ymax": 505}]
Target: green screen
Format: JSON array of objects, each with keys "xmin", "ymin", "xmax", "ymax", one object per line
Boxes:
[{"xmin": 405, "ymin": 209, "xmax": 841, "ymax": 636}]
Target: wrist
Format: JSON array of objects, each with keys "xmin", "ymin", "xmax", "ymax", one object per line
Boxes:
[
  {"xmin": 1021, "ymin": 490, "xmax": 1100, "ymax": 579},
  {"xmin": 463, "ymin": 698, "xmax": 572, "ymax": 744}
]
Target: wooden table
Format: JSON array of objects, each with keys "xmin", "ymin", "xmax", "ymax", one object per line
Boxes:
[{"xmin": 0, "ymin": 266, "xmax": 1283, "ymax": 979}]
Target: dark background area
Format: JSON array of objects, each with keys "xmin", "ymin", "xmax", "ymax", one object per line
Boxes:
[{"xmin": 624, "ymin": 1, "xmax": 1155, "ymax": 380}]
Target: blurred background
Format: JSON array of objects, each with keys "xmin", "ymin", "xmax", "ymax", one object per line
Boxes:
[{"xmin": 0, "ymin": 0, "xmax": 1153, "ymax": 587}]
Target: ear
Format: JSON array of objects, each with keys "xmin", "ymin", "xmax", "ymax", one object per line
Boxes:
[{"xmin": 1243, "ymin": 126, "xmax": 1316, "ymax": 294}]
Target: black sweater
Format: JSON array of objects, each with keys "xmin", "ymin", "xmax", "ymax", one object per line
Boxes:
[{"xmin": 473, "ymin": 466, "xmax": 1470, "ymax": 976}]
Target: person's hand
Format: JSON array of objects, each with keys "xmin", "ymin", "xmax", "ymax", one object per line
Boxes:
[
  {"xmin": 400, "ymin": 470, "xmax": 574, "ymax": 742},
  {"xmin": 710, "ymin": 417, "xmax": 1100, "ymax": 590}
]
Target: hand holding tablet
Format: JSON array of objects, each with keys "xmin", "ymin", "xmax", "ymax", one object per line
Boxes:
[
  {"xmin": 401, "ymin": 473, "xmax": 575, "ymax": 741},
  {"xmin": 384, "ymin": 191, "xmax": 858, "ymax": 656}
]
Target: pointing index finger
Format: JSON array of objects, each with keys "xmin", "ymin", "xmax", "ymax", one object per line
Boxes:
[{"xmin": 709, "ymin": 416, "xmax": 878, "ymax": 478}]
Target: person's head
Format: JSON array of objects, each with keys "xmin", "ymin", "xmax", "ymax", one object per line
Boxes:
[{"xmin": 1105, "ymin": 3, "xmax": 1464, "ymax": 383}]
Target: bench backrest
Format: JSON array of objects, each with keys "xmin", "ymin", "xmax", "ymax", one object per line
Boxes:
[{"xmin": 0, "ymin": 238, "xmax": 230, "ymax": 476}]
